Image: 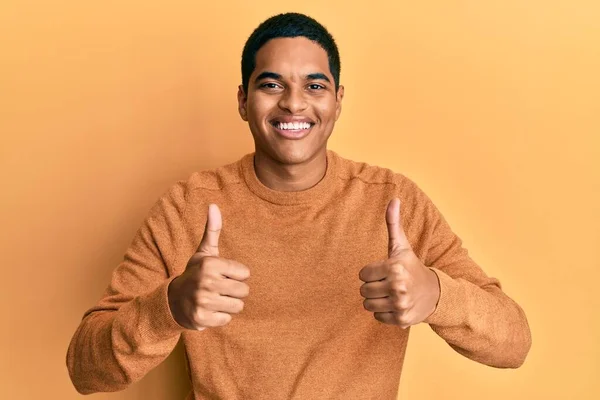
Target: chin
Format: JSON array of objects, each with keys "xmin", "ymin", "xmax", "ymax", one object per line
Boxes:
[
  {"xmin": 257, "ymin": 142, "xmax": 315, "ymax": 165},
  {"xmin": 272, "ymin": 146, "xmax": 311, "ymax": 165}
]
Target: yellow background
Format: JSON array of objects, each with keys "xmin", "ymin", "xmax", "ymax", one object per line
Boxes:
[{"xmin": 1, "ymin": 1, "xmax": 598, "ymax": 399}]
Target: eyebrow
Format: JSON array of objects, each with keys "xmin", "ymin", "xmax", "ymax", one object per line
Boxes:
[
  {"xmin": 255, "ymin": 71, "xmax": 282, "ymax": 82},
  {"xmin": 306, "ymin": 73, "xmax": 331, "ymax": 83},
  {"xmin": 254, "ymin": 71, "xmax": 331, "ymax": 83}
]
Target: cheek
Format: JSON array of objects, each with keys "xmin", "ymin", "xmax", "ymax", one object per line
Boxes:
[
  {"xmin": 315, "ymin": 99, "xmax": 338, "ymax": 122},
  {"xmin": 248, "ymin": 93, "xmax": 277, "ymax": 117},
  {"xmin": 246, "ymin": 99, "xmax": 274, "ymax": 137}
]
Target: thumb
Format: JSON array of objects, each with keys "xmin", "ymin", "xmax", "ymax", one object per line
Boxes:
[
  {"xmin": 386, "ymin": 198, "xmax": 411, "ymax": 257},
  {"xmin": 197, "ymin": 204, "xmax": 222, "ymax": 257}
]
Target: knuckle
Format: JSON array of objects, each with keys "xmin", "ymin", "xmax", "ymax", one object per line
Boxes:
[
  {"xmin": 200, "ymin": 276, "xmax": 216, "ymax": 291},
  {"xmin": 393, "ymin": 298, "xmax": 403, "ymax": 310},
  {"xmin": 389, "ymin": 263, "xmax": 405, "ymax": 275},
  {"xmin": 191, "ymin": 309, "xmax": 206, "ymax": 326},
  {"xmin": 394, "ymin": 313, "xmax": 407, "ymax": 325},
  {"xmin": 394, "ymin": 296, "xmax": 410, "ymax": 310},
  {"xmin": 400, "ymin": 318, "xmax": 412, "ymax": 328},
  {"xmin": 194, "ymin": 309, "xmax": 220, "ymax": 328},
  {"xmin": 199, "ymin": 276, "xmax": 212, "ymax": 289},
  {"xmin": 194, "ymin": 271, "xmax": 208, "ymax": 286},
  {"xmin": 390, "ymin": 280, "xmax": 406, "ymax": 293},
  {"xmin": 196, "ymin": 294, "xmax": 211, "ymax": 308}
]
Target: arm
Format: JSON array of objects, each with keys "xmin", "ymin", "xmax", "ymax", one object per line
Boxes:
[
  {"xmin": 418, "ymin": 187, "xmax": 532, "ymax": 368},
  {"xmin": 66, "ymin": 181, "xmax": 189, "ymax": 394}
]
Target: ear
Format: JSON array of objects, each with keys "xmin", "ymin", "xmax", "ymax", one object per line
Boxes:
[
  {"xmin": 335, "ymin": 85, "xmax": 344, "ymax": 121},
  {"xmin": 237, "ymin": 85, "xmax": 248, "ymax": 121}
]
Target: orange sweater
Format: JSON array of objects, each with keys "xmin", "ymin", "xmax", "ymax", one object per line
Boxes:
[{"xmin": 66, "ymin": 149, "xmax": 531, "ymax": 399}]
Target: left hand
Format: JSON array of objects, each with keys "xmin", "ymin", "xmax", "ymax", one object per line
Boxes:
[{"xmin": 359, "ymin": 198, "xmax": 441, "ymax": 329}]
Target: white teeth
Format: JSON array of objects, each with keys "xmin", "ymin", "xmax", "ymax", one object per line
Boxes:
[{"xmin": 276, "ymin": 122, "xmax": 312, "ymax": 130}]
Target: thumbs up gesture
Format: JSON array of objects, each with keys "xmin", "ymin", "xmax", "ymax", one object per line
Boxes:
[
  {"xmin": 358, "ymin": 198, "xmax": 440, "ymax": 329},
  {"xmin": 168, "ymin": 204, "xmax": 251, "ymax": 331}
]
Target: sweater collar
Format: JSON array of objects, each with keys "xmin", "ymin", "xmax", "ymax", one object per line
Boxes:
[{"xmin": 240, "ymin": 149, "xmax": 338, "ymax": 206}]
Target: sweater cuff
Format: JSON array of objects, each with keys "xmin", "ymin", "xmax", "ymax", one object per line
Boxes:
[
  {"xmin": 423, "ymin": 268, "xmax": 467, "ymax": 327},
  {"xmin": 136, "ymin": 276, "xmax": 187, "ymax": 341}
]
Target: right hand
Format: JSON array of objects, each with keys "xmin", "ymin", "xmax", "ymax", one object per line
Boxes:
[{"xmin": 168, "ymin": 204, "xmax": 250, "ymax": 331}]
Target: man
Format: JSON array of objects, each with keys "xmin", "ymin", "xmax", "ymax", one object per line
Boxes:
[{"xmin": 66, "ymin": 12, "xmax": 531, "ymax": 400}]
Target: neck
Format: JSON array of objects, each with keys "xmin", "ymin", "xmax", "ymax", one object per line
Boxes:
[{"xmin": 253, "ymin": 149, "xmax": 328, "ymax": 192}]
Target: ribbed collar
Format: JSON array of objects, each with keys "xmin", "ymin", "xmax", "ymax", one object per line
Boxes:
[{"xmin": 240, "ymin": 150, "xmax": 339, "ymax": 206}]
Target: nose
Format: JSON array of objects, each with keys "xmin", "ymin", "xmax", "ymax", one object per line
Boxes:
[{"xmin": 278, "ymin": 86, "xmax": 308, "ymax": 114}]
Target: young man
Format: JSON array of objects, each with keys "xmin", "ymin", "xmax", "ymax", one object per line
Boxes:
[{"xmin": 67, "ymin": 12, "xmax": 531, "ymax": 400}]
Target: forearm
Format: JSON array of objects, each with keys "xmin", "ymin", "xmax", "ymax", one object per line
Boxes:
[
  {"xmin": 66, "ymin": 277, "xmax": 185, "ymax": 394},
  {"xmin": 425, "ymin": 268, "xmax": 532, "ymax": 368}
]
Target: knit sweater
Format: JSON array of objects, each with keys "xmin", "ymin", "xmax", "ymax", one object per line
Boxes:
[{"xmin": 66, "ymin": 149, "xmax": 532, "ymax": 399}]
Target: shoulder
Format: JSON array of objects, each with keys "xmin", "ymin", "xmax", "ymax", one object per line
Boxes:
[
  {"xmin": 332, "ymin": 150, "xmax": 423, "ymax": 196},
  {"xmin": 186, "ymin": 156, "xmax": 244, "ymax": 193},
  {"xmin": 153, "ymin": 156, "xmax": 245, "ymax": 214},
  {"xmin": 332, "ymin": 150, "xmax": 439, "ymax": 222}
]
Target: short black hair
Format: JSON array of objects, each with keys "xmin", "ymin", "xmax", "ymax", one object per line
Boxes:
[{"xmin": 241, "ymin": 12, "xmax": 341, "ymax": 94}]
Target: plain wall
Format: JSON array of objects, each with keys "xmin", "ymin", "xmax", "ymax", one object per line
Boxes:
[{"xmin": 1, "ymin": 1, "xmax": 598, "ymax": 399}]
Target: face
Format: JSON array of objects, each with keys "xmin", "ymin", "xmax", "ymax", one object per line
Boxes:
[{"xmin": 238, "ymin": 37, "xmax": 344, "ymax": 165}]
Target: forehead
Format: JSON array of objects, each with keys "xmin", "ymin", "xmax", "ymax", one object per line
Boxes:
[{"xmin": 253, "ymin": 37, "xmax": 331, "ymax": 78}]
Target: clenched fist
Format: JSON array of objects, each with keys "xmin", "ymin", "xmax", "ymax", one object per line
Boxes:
[
  {"xmin": 168, "ymin": 204, "xmax": 251, "ymax": 331},
  {"xmin": 359, "ymin": 198, "xmax": 441, "ymax": 329}
]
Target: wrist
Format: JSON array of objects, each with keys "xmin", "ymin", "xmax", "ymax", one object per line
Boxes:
[
  {"xmin": 427, "ymin": 268, "xmax": 441, "ymax": 316},
  {"xmin": 167, "ymin": 276, "xmax": 184, "ymax": 326}
]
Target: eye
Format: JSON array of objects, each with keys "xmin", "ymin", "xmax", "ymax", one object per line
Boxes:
[
  {"xmin": 260, "ymin": 82, "xmax": 281, "ymax": 89},
  {"xmin": 308, "ymin": 84, "xmax": 325, "ymax": 90}
]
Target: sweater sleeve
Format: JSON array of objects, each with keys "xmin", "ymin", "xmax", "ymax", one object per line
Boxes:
[
  {"xmin": 415, "ymin": 184, "xmax": 532, "ymax": 368},
  {"xmin": 66, "ymin": 180, "xmax": 190, "ymax": 394}
]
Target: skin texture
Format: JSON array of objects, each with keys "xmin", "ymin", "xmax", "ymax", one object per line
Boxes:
[{"xmin": 237, "ymin": 37, "xmax": 344, "ymax": 192}]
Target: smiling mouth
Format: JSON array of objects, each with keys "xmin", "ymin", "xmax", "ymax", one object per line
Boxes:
[{"xmin": 270, "ymin": 121, "xmax": 315, "ymax": 131}]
